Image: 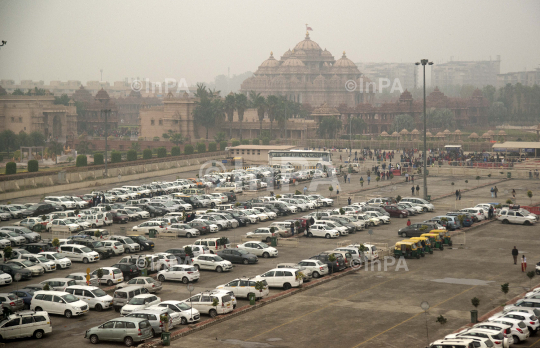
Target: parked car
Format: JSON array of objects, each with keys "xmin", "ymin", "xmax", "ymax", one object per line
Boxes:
[
  {"xmin": 0, "ymin": 293, "xmax": 25, "ymax": 312},
  {"xmin": 0, "ymin": 263, "xmax": 32, "ymax": 281},
  {"xmin": 116, "ymin": 277, "xmax": 162, "ymax": 293},
  {"xmin": 156, "ymin": 300, "xmax": 201, "ymax": 325},
  {"xmin": 309, "ymin": 253, "xmax": 346, "ymax": 274},
  {"xmin": 91, "ymin": 267, "xmax": 124, "ymax": 286},
  {"xmin": 120, "ymin": 294, "xmax": 161, "ymax": 316},
  {"xmin": 217, "ymin": 249, "xmax": 258, "ymax": 264},
  {"xmin": 39, "ymin": 278, "xmax": 77, "ymax": 291},
  {"xmin": 30, "ymin": 291, "xmax": 89, "ymax": 318},
  {"xmin": 58, "ymin": 244, "xmax": 100, "ymax": 263},
  {"xmin": 192, "ymin": 255, "xmax": 233, "ymax": 273},
  {"xmin": 259, "ymin": 268, "xmax": 303, "ymax": 289},
  {"xmin": 236, "ymin": 241, "xmax": 278, "ymax": 258},
  {"xmin": 0, "ymin": 310, "xmax": 52, "ymax": 340},
  {"xmin": 497, "ymin": 209, "xmax": 537, "ymax": 225},
  {"xmin": 84, "ymin": 317, "xmax": 153, "ymax": 346},
  {"xmin": 216, "ymin": 276, "xmax": 269, "ymax": 299},
  {"xmin": 157, "ymin": 265, "xmax": 200, "ymax": 284},
  {"xmin": 65, "ymin": 285, "xmax": 114, "ymax": 311},
  {"xmin": 183, "ymin": 290, "xmax": 234, "ymax": 318},
  {"xmin": 65, "ymin": 272, "xmax": 99, "ymax": 286}
]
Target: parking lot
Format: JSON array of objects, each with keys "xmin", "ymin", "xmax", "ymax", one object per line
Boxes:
[{"xmin": 0, "ymin": 171, "xmax": 539, "ymax": 348}]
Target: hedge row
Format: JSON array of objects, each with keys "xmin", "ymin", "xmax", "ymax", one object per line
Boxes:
[
  {"xmin": 28, "ymin": 160, "xmax": 38, "ymax": 172},
  {"xmin": 76, "ymin": 155, "xmax": 87, "ymax": 167},
  {"xmin": 5, "ymin": 162, "xmax": 16, "ymax": 175}
]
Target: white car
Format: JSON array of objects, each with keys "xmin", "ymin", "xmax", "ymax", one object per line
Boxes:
[
  {"xmin": 497, "ymin": 210, "xmax": 536, "ymax": 225},
  {"xmin": 90, "ymin": 267, "xmax": 124, "ymax": 286},
  {"xmin": 184, "ymin": 290, "xmax": 234, "ymax": 318},
  {"xmin": 31, "ymin": 291, "xmax": 89, "ymax": 318},
  {"xmin": 252, "ymin": 207, "xmax": 277, "ymax": 219},
  {"xmin": 400, "ymin": 197, "xmax": 435, "ymax": 212},
  {"xmin": 210, "ymin": 193, "xmax": 228, "ymax": 203},
  {"xmin": 192, "ymin": 254, "xmax": 233, "ymax": 273},
  {"xmin": 183, "ymin": 244, "xmax": 210, "ymax": 257},
  {"xmin": 132, "ymin": 221, "xmax": 168, "ymax": 234},
  {"xmin": 58, "ymin": 244, "xmax": 99, "ymax": 263},
  {"xmin": 101, "ymin": 240, "xmax": 125, "ymax": 255},
  {"xmin": 154, "ymin": 253, "xmax": 179, "ymax": 269},
  {"xmin": 0, "ymin": 272, "xmax": 12, "ymax": 285},
  {"xmin": 66, "ymin": 272, "xmax": 100, "ymax": 286},
  {"xmin": 307, "ymin": 224, "xmax": 339, "ymax": 238},
  {"xmin": 46, "ymin": 219, "xmax": 82, "ymax": 233},
  {"xmin": 65, "ymin": 285, "xmax": 114, "ymax": 311},
  {"xmin": 460, "ymin": 207, "xmax": 487, "ymax": 221},
  {"xmin": 308, "ymin": 194, "xmax": 333, "ymax": 206},
  {"xmin": 445, "ymin": 328, "xmax": 506, "ymax": 348},
  {"xmin": 155, "ymin": 300, "xmax": 201, "ymax": 325},
  {"xmin": 297, "ymin": 259, "xmax": 329, "ymax": 278},
  {"xmin": 0, "ymin": 310, "xmax": 52, "ymax": 339},
  {"xmin": 44, "ymin": 196, "xmax": 78, "ymax": 210},
  {"xmin": 39, "ymin": 252, "xmax": 72, "ymax": 270},
  {"xmin": 157, "ymin": 265, "xmax": 200, "ymax": 284},
  {"xmin": 236, "ymin": 241, "xmax": 278, "ymax": 258},
  {"xmin": 488, "ymin": 317, "xmax": 530, "ymax": 344},
  {"xmin": 120, "ymin": 294, "xmax": 161, "ymax": 316},
  {"xmin": 19, "ymin": 254, "xmax": 57, "ymax": 272},
  {"xmin": 259, "ymin": 267, "xmax": 303, "ymax": 289},
  {"xmin": 365, "ymin": 211, "xmax": 390, "ymax": 224},
  {"xmin": 244, "ymin": 209, "xmax": 269, "ymax": 222},
  {"xmin": 246, "ymin": 228, "xmax": 277, "ymax": 242},
  {"xmin": 473, "ymin": 322, "xmax": 514, "ymax": 347},
  {"xmin": 315, "ymin": 220, "xmax": 348, "ymax": 236},
  {"xmin": 216, "ymin": 276, "xmax": 269, "ymax": 299}
]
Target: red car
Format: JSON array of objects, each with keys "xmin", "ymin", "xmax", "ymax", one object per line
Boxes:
[
  {"xmin": 287, "ymin": 218, "xmax": 308, "ymax": 229},
  {"xmin": 111, "ymin": 211, "xmax": 129, "ymax": 224},
  {"xmin": 383, "ymin": 205, "xmax": 409, "ymax": 218}
]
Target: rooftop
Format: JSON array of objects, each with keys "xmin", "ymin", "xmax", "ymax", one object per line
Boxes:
[
  {"xmin": 229, "ymin": 145, "xmax": 297, "ymax": 150},
  {"xmin": 492, "ymin": 142, "xmax": 540, "ymax": 149}
]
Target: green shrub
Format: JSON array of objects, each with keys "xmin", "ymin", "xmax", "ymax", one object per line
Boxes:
[
  {"xmin": 27, "ymin": 159, "xmax": 39, "ymax": 172},
  {"xmin": 252, "ymin": 138, "xmax": 260, "ymax": 145},
  {"xmin": 208, "ymin": 142, "xmax": 217, "ymax": 152},
  {"xmin": 93, "ymin": 153, "xmax": 104, "ymax": 165},
  {"xmin": 197, "ymin": 143, "xmax": 206, "ymax": 153},
  {"xmin": 171, "ymin": 146, "xmax": 180, "ymax": 156},
  {"xmin": 153, "ymin": 136, "xmax": 160, "ymax": 141},
  {"xmin": 0, "ymin": 155, "xmax": 3, "ymax": 162},
  {"xmin": 241, "ymin": 139, "xmax": 250, "ymax": 145},
  {"xmin": 5, "ymin": 162, "xmax": 16, "ymax": 175},
  {"xmin": 143, "ymin": 148, "xmax": 153, "ymax": 159},
  {"xmin": 157, "ymin": 147, "xmax": 167, "ymax": 158},
  {"xmin": 76, "ymin": 155, "xmax": 87, "ymax": 167},
  {"xmin": 184, "ymin": 144, "xmax": 194, "ymax": 155},
  {"xmin": 127, "ymin": 149, "xmax": 137, "ymax": 161},
  {"xmin": 262, "ymin": 137, "xmax": 270, "ymax": 145},
  {"xmin": 220, "ymin": 141, "xmax": 227, "ymax": 151},
  {"xmin": 232, "ymin": 140, "xmax": 240, "ymax": 147},
  {"xmin": 111, "ymin": 151, "xmax": 122, "ymax": 163}
]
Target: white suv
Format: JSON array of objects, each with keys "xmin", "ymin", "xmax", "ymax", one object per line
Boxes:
[
  {"xmin": 259, "ymin": 268, "xmax": 303, "ymax": 289},
  {"xmin": 66, "ymin": 285, "xmax": 114, "ymax": 311},
  {"xmin": 497, "ymin": 210, "xmax": 536, "ymax": 225},
  {"xmin": 58, "ymin": 244, "xmax": 99, "ymax": 263},
  {"xmin": 44, "ymin": 196, "xmax": 77, "ymax": 210},
  {"xmin": 31, "ymin": 291, "xmax": 89, "ymax": 318},
  {"xmin": 184, "ymin": 290, "xmax": 234, "ymax": 318},
  {"xmin": 0, "ymin": 311, "xmax": 52, "ymax": 339},
  {"xmin": 216, "ymin": 276, "xmax": 269, "ymax": 299}
]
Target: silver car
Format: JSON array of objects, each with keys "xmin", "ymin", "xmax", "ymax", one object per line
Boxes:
[
  {"xmin": 169, "ymin": 223, "xmax": 200, "ymax": 238},
  {"xmin": 0, "ymin": 230, "xmax": 27, "ymax": 246},
  {"xmin": 126, "ymin": 308, "xmax": 175, "ymax": 335},
  {"xmin": 0, "ymin": 226, "xmax": 41, "ymax": 243}
]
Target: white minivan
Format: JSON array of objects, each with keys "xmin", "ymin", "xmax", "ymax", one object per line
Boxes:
[
  {"xmin": 58, "ymin": 244, "xmax": 100, "ymax": 263},
  {"xmin": 0, "ymin": 311, "xmax": 52, "ymax": 340},
  {"xmin": 31, "ymin": 291, "xmax": 89, "ymax": 318},
  {"xmin": 66, "ymin": 285, "xmax": 114, "ymax": 311},
  {"xmin": 259, "ymin": 268, "xmax": 303, "ymax": 289}
]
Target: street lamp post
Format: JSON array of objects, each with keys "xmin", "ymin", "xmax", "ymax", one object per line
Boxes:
[
  {"xmin": 415, "ymin": 59, "xmax": 433, "ymax": 201},
  {"xmin": 96, "ymin": 88, "xmax": 111, "ymax": 177}
]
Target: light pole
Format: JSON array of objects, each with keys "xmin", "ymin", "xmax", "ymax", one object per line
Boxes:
[
  {"xmin": 415, "ymin": 59, "xmax": 433, "ymax": 200},
  {"xmin": 96, "ymin": 88, "xmax": 111, "ymax": 177}
]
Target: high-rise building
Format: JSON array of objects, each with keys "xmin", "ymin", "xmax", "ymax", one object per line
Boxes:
[
  {"xmin": 497, "ymin": 68, "xmax": 540, "ymax": 87},
  {"xmin": 431, "ymin": 57, "xmax": 501, "ymax": 88},
  {"xmin": 355, "ymin": 62, "xmax": 417, "ymax": 90}
]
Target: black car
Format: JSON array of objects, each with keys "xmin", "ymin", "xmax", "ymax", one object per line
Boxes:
[
  {"xmin": 217, "ymin": 249, "xmax": 258, "ymax": 264},
  {"xmin": 227, "ymin": 212, "xmax": 249, "ymax": 227},
  {"xmin": 0, "ymin": 263, "xmax": 32, "ymax": 280},
  {"xmin": 22, "ymin": 242, "xmax": 55, "ymax": 254},
  {"xmin": 223, "ymin": 192, "xmax": 236, "ymax": 202},
  {"xmin": 398, "ymin": 223, "xmax": 440, "ymax": 238},
  {"xmin": 237, "ymin": 201, "xmax": 253, "ymax": 209},
  {"xmin": 137, "ymin": 204, "xmax": 167, "ymax": 217},
  {"xmin": 266, "ymin": 203, "xmax": 289, "ymax": 216},
  {"xmin": 181, "ymin": 196, "xmax": 203, "ymax": 209},
  {"xmin": 70, "ymin": 239, "xmax": 113, "ymax": 259},
  {"xmin": 165, "ymin": 248, "xmax": 188, "ymax": 263},
  {"xmin": 186, "ymin": 221, "xmax": 211, "ymax": 235},
  {"xmin": 111, "ymin": 263, "xmax": 140, "ymax": 281},
  {"xmin": 130, "ymin": 235, "xmax": 155, "ymax": 251},
  {"xmin": 21, "ymin": 203, "xmax": 56, "ymax": 217},
  {"xmin": 310, "ymin": 253, "xmax": 346, "ymax": 274}
]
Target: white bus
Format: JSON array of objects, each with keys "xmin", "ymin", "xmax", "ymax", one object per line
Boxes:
[{"xmin": 268, "ymin": 150, "xmax": 332, "ymax": 169}]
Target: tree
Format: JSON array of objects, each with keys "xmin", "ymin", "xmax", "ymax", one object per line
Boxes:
[
  {"xmin": 52, "ymin": 238, "xmax": 60, "ymax": 250},
  {"xmin": 350, "ymin": 117, "xmax": 367, "ymax": 135},
  {"xmin": 130, "ymin": 142, "xmax": 141, "ymax": 152},
  {"xmin": 0, "ymin": 130, "xmax": 19, "ymax": 157},
  {"xmin": 96, "ymin": 268, "xmax": 104, "ymax": 283},
  {"xmin": 25, "ymin": 87, "xmax": 46, "ymax": 96},
  {"xmin": 29, "ymin": 131, "xmax": 46, "ymax": 147},
  {"xmin": 487, "ymin": 102, "xmax": 508, "ymax": 125},
  {"xmin": 427, "ymin": 108, "xmax": 455, "ymax": 130},
  {"xmin": 266, "ymin": 95, "xmax": 279, "ymax": 138},
  {"xmin": 391, "ymin": 114, "xmax": 415, "ymax": 133},
  {"xmin": 235, "ymin": 93, "xmax": 248, "ymax": 140},
  {"xmin": 48, "ymin": 141, "xmax": 64, "ymax": 164},
  {"xmin": 482, "ymin": 85, "xmax": 496, "ymax": 104},
  {"xmin": 171, "ymin": 146, "xmax": 180, "ymax": 156},
  {"xmin": 527, "ymin": 271, "xmax": 535, "ymax": 289},
  {"xmin": 170, "ymin": 132, "xmax": 184, "ymax": 146},
  {"xmin": 54, "ymin": 94, "xmax": 70, "ymax": 106},
  {"xmin": 3, "ymin": 246, "xmax": 12, "ymax": 260},
  {"xmin": 436, "ymin": 315, "xmax": 447, "ymax": 325},
  {"xmin": 213, "ymin": 132, "xmax": 227, "ymax": 144},
  {"xmin": 223, "ymin": 94, "xmax": 236, "ymax": 139},
  {"xmin": 143, "ymin": 148, "xmax": 152, "ymax": 159},
  {"xmin": 76, "ymin": 140, "xmax": 91, "ymax": 155},
  {"xmin": 527, "ymin": 190, "xmax": 533, "ymax": 205},
  {"xmin": 12, "ymin": 88, "xmax": 24, "ymax": 95},
  {"xmin": 28, "ymin": 159, "xmax": 39, "ymax": 172},
  {"xmin": 318, "ymin": 116, "xmax": 342, "ymax": 139},
  {"xmin": 249, "ymin": 91, "xmax": 266, "ymax": 135},
  {"xmin": 127, "ymin": 149, "xmax": 137, "ymax": 161},
  {"xmin": 501, "ymin": 283, "xmax": 509, "ymax": 300},
  {"xmin": 76, "ymin": 154, "xmax": 87, "ymax": 167},
  {"xmin": 18, "ymin": 131, "xmax": 30, "ymax": 147},
  {"xmin": 471, "ymin": 297, "xmax": 480, "ymax": 309}
]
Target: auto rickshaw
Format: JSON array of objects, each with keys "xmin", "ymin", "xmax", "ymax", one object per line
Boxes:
[
  {"xmin": 431, "ymin": 229, "xmax": 452, "ymax": 246},
  {"xmin": 410, "ymin": 236, "xmax": 433, "ymax": 254},
  {"xmin": 394, "ymin": 241, "xmax": 421, "ymax": 259},
  {"xmin": 422, "ymin": 232, "xmax": 444, "ymax": 250},
  {"xmin": 407, "ymin": 239, "xmax": 426, "ymax": 257}
]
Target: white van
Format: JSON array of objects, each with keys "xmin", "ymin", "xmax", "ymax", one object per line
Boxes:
[
  {"xmin": 90, "ymin": 267, "xmax": 124, "ymax": 286},
  {"xmin": 259, "ymin": 268, "xmax": 303, "ymax": 289},
  {"xmin": 31, "ymin": 291, "xmax": 89, "ymax": 318},
  {"xmin": 39, "ymin": 278, "xmax": 77, "ymax": 291},
  {"xmin": 184, "ymin": 290, "xmax": 234, "ymax": 318},
  {"xmin": 58, "ymin": 244, "xmax": 100, "ymax": 263},
  {"xmin": 0, "ymin": 311, "xmax": 52, "ymax": 340},
  {"xmin": 347, "ymin": 244, "xmax": 379, "ymax": 261},
  {"xmin": 66, "ymin": 285, "xmax": 114, "ymax": 311},
  {"xmin": 269, "ymin": 221, "xmax": 293, "ymax": 233},
  {"xmin": 193, "ymin": 237, "xmax": 231, "ymax": 253}
]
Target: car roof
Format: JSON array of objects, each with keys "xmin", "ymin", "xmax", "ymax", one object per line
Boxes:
[
  {"xmin": 41, "ymin": 278, "xmax": 74, "ymax": 282},
  {"xmin": 66, "ymin": 285, "xmax": 100, "ymax": 290}
]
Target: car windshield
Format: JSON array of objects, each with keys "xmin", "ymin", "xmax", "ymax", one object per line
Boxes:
[
  {"xmin": 259, "ymin": 242, "xmax": 269, "ymax": 248},
  {"xmin": 62, "ymin": 294, "xmax": 79, "ymax": 303},
  {"xmin": 27, "ymin": 205, "xmax": 39, "ymax": 211},
  {"xmin": 124, "ymin": 238, "xmax": 135, "ymax": 244},
  {"xmin": 20, "ymin": 260, "xmax": 34, "ymax": 267},
  {"xmin": 36, "ymin": 256, "xmax": 48, "ymax": 263},
  {"xmin": 80, "ymin": 247, "xmax": 92, "ymax": 253},
  {"xmin": 93, "ymin": 289, "xmax": 107, "ymax": 297},
  {"xmin": 212, "ymin": 256, "xmax": 224, "ymax": 261},
  {"xmin": 7, "ymin": 232, "xmax": 19, "ymax": 237},
  {"xmin": 60, "ymin": 198, "xmax": 70, "ymax": 202},
  {"xmin": 128, "ymin": 297, "xmax": 146, "ymax": 305}
]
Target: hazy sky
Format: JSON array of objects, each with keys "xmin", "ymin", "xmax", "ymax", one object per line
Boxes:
[{"xmin": 1, "ymin": 0, "xmax": 539, "ymax": 86}]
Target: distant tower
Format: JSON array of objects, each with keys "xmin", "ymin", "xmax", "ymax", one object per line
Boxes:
[{"xmin": 100, "ymin": 69, "xmax": 103, "ymax": 82}]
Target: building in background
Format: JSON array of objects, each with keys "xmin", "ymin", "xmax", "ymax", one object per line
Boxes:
[
  {"xmin": 497, "ymin": 68, "xmax": 540, "ymax": 87},
  {"xmin": 431, "ymin": 57, "xmax": 501, "ymax": 89},
  {"xmin": 355, "ymin": 62, "xmax": 417, "ymax": 90},
  {"xmin": 0, "ymin": 89, "xmax": 77, "ymax": 142},
  {"xmin": 241, "ymin": 32, "xmax": 375, "ymax": 107}
]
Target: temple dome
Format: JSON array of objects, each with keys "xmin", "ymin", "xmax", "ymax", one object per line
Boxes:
[
  {"xmin": 294, "ymin": 32, "xmax": 322, "ymax": 52},
  {"xmin": 333, "ymin": 52, "xmax": 357, "ymax": 68},
  {"xmin": 260, "ymin": 52, "xmax": 280, "ymax": 68}
]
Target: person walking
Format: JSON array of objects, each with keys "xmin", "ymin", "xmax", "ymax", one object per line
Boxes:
[
  {"xmin": 367, "ymin": 175, "xmax": 371, "ymax": 185},
  {"xmin": 348, "ymin": 175, "xmax": 351, "ymax": 184},
  {"xmin": 290, "ymin": 224, "xmax": 295, "ymax": 237},
  {"xmin": 455, "ymin": 189, "xmax": 459, "ymax": 200},
  {"xmin": 490, "ymin": 187, "xmax": 494, "ymax": 198},
  {"xmin": 458, "ymin": 189, "xmax": 462, "ymax": 200},
  {"xmin": 512, "ymin": 246, "xmax": 518, "ymax": 265},
  {"xmin": 488, "ymin": 205, "xmax": 494, "ymax": 219},
  {"xmin": 406, "ymin": 219, "xmax": 411, "ymax": 227},
  {"xmin": 521, "ymin": 255, "xmax": 527, "ymax": 272},
  {"xmin": 494, "ymin": 186, "xmax": 498, "ymax": 198},
  {"xmin": 512, "ymin": 189, "xmax": 516, "ymax": 200},
  {"xmin": 336, "ymin": 184, "xmax": 340, "ymax": 195},
  {"xmin": 360, "ymin": 176, "xmax": 364, "ymax": 187},
  {"xmin": 303, "ymin": 186, "xmax": 307, "ymax": 195},
  {"xmin": 411, "ymin": 186, "xmax": 415, "ymax": 196},
  {"xmin": 416, "ymin": 185, "xmax": 420, "ymax": 196}
]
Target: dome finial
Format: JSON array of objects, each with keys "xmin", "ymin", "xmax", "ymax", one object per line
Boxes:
[
  {"xmin": 343, "ymin": 51, "xmax": 346, "ymax": 56},
  {"xmin": 305, "ymin": 31, "xmax": 310, "ymax": 39},
  {"xmin": 270, "ymin": 51, "xmax": 273, "ymax": 56}
]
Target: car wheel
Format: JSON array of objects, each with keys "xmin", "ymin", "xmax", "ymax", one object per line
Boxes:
[
  {"xmin": 283, "ymin": 283, "xmax": 291, "ymax": 290},
  {"xmin": 263, "ymin": 252, "xmax": 270, "ymax": 258},
  {"xmin": 158, "ymin": 275, "xmax": 166, "ymax": 282},
  {"xmin": 423, "ymin": 207, "xmax": 428, "ymax": 212},
  {"xmin": 308, "ymin": 232, "xmax": 313, "ymax": 238},
  {"xmin": 502, "ymin": 219, "xmax": 509, "ymax": 224},
  {"xmin": 513, "ymin": 335, "xmax": 520, "ymax": 344},
  {"xmin": 312, "ymin": 271, "xmax": 320, "ymax": 278},
  {"xmin": 124, "ymin": 336, "xmax": 134, "ymax": 347},
  {"xmin": 325, "ymin": 234, "xmax": 331, "ymax": 239},
  {"xmin": 401, "ymin": 232, "xmax": 407, "ymax": 238},
  {"xmin": 209, "ymin": 309, "xmax": 218, "ymax": 318},
  {"xmin": 125, "ymin": 248, "xmax": 130, "ymax": 254},
  {"xmin": 89, "ymin": 334, "xmax": 99, "ymax": 344},
  {"xmin": 92, "ymin": 224, "xmax": 97, "ymax": 228},
  {"xmin": 107, "ymin": 279, "xmax": 113, "ymax": 286},
  {"xmin": 195, "ymin": 265, "xmax": 200, "ymax": 271},
  {"xmin": 524, "ymin": 220, "xmax": 531, "ymax": 226},
  {"xmin": 95, "ymin": 304, "xmax": 103, "ymax": 312},
  {"xmin": 242, "ymin": 258, "xmax": 250, "ymax": 265},
  {"xmin": 181, "ymin": 317, "xmax": 188, "ymax": 325},
  {"xmin": 186, "ymin": 233, "xmax": 192, "ymax": 238},
  {"xmin": 266, "ymin": 237, "xmax": 271, "ymax": 243},
  {"xmin": 399, "ymin": 214, "xmax": 403, "ymax": 218},
  {"xmin": 64, "ymin": 310, "xmax": 72, "ymax": 318},
  {"xmin": 35, "ymin": 306, "xmax": 43, "ymax": 311},
  {"xmin": 83, "ymin": 258, "xmax": 89, "ymax": 264},
  {"xmin": 216, "ymin": 266, "xmax": 223, "ymax": 273}
]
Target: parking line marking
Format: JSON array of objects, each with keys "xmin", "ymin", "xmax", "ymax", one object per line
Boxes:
[
  {"xmin": 529, "ymin": 337, "xmax": 540, "ymax": 347},
  {"xmin": 351, "ymin": 273, "xmax": 502, "ymax": 347},
  {"xmin": 247, "ymin": 270, "xmax": 418, "ymax": 341}
]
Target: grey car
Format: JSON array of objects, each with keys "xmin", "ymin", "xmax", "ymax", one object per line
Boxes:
[
  {"xmin": 0, "ymin": 206, "xmax": 23, "ymax": 219},
  {"xmin": 85, "ymin": 317, "xmax": 153, "ymax": 346},
  {"xmin": 0, "ymin": 292, "xmax": 25, "ymax": 312},
  {"xmin": 0, "ymin": 226, "xmax": 41, "ymax": 243},
  {"xmin": 126, "ymin": 308, "xmax": 173, "ymax": 336},
  {"xmin": 169, "ymin": 223, "xmax": 200, "ymax": 238},
  {"xmin": 0, "ymin": 230, "xmax": 27, "ymax": 246}
]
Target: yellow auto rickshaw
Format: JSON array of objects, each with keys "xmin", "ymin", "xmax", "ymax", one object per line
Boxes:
[
  {"xmin": 422, "ymin": 232, "xmax": 444, "ymax": 250},
  {"xmin": 410, "ymin": 236, "xmax": 433, "ymax": 254},
  {"xmin": 431, "ymin": 229, "xmax": 452, "ymax": 246},
  {"xmin": 394, "ymin": 241, "xmax": 421, "ymax": 259},
  {"xmin": 406, "ymin": 239, "xmax": 426, "ymax": 257}
]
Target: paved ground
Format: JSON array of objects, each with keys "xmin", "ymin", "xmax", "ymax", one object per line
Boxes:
[{"xmin": 0, "ymin": 170, "xmax": 539, "ymax": 348}]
